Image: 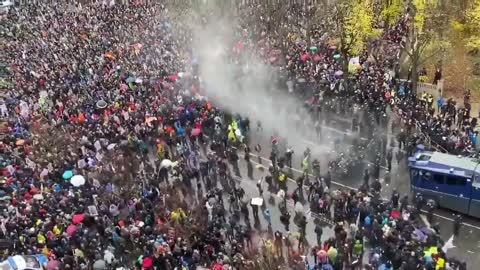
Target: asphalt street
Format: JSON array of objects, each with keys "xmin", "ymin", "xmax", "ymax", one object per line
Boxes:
[{"xmin": 229, "ymin": 118, "xmax": 480, "ymax": 267}]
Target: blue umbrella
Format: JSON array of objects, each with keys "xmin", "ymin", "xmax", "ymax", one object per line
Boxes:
[
  {"xmin": 414, "ymin": 228, "xmax": 428, "ymax": 242},
  {"xmin": 126, "ymin": 76, "xmax": 136, "ymax": 83},
  {"xmin": 62, "ymin": 170, "xmax": 73, "ymax": 180},
  {"xmin": 322, "ymin": 264, "xmax": 334, "ymax": 270}
]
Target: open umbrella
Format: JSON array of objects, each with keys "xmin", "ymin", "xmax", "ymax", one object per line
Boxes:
[
  {"xmin": 334, "ymin": 70, "xmax": 344, "ymax": 76},
  {"xmin": 297, "ymin": 78, "xmax": 306, "ymax": 83},
  {"xmin": 62, "ymin": 170, "xmax": 73, "ymax": 180},
  {"xmin": 256, "ymin": 164, "xmax": 265, "ymax": 171},
  {"xmin": 70, "ymin": 175, "xmax": 86, "ymax": 187},
  {"xmin": 96, "ymin": 100, "xmax": 107, "ymax": 109},
  {"xmin": 300, "ymin": 54, "xmax": 310, "ymax": 61},
  {"xmin": 167, "ymin": 74, "xmax": 178, "ymax": 82},
  {"xmin": 160, "ymin": 159, "xmax": 174, "ymax": 168},
  {"xmin": 126, "ymin": 77, "xmax": 136, "ymax": 83},
  {"xmin": 66, "ymin": 224, "xmax": 77, "ymax": 236},
  {"xmin": 73, "ymin": 213, "xmax": 86, "ymax": 225},
  {"xmin": 413, "ymin": 228, "xmax": 428, "ymax": 242},
  {"xmin": 191, "ymin": 128, "xmax": 201, "ymax": 136},
  {"xmin": 333, "ymin": 54, "xmax": 341, "ymax": 59},
  {"xmin": 309, "ymin": 46, "xmax": 318, "ymax": 52},
  {"xmin": 322, "ymin": 264, "xmax": 334, "ymax": 270},
  {"xmin": 104, "ymin": 250, "xmax": 115, "ymax": 264},
  {"xmin": 390, "ymin": 211, "xmax": 401, "ymax": 219},
  {"xmin": 93, "ymin": 260, "xmax": 107, "ymax": 270},
  {"xmin": 33, "ymin": 194, "xmax": 44, "ymax": 200},
  {"xmin": 314, "ymin": 55, "xmax": 322, "ymax": 62}
]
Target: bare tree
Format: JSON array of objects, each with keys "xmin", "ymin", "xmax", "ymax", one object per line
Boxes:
[{"xmin": 30, "ymin": 122, "xmax": 80, "ymax": 170}]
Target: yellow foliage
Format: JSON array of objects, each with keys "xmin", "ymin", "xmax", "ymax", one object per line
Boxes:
[
  {"xmin": 465, "ymin": 0, "xmax": 480, "ymax": 50},
  {"xmin": 451, "ymin": 20, "xmax": 466, "ymax": 33},
  {"xmin": 412, "ymin": 0, "xmax": 439, "ymax": 33},
  {"xmin": 340, "ymin": 0, "xmax": 378, "ymax": 55},
  {"xmin": 380, "ymin": 0, "xmax": 404, "ymax": 26}
]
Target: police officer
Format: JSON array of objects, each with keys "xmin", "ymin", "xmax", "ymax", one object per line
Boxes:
[
  {"xmin": 314, "ymin": 220, "xmax": 323, "ymax": 246},
  {"xmin": 285, "ymin": 146, "xmax": 294, "ymax": 168},
  {"xmin": 254, "ymin": 143, "xmax": 262, "ymax": 164},
  {"xmin": 391, "ymin": 189, "xmax": 400, "ymax": 209},
  {"xmin": 426, "ymin": 199, "xmax": 435, "ymax": 224},
  {"xmin": 453, "ymin": 214, "xmax": 462, "ymax": 236},
  {"xmin": 386, "ymin": 148, "xmax": 393, "ymax": 172},
  {"xmin": 312, "ymin": 159, "xmax": 321, "ymax": 179},
  {"xmin": 280, "ymin": 209, "xmax": 291, "ymax": 232},
  {"xmin": 325, "ymin": 171, "xmax": 332, "ymax": 189},
  {"xmin": 363, "ymin": 169, "xmax": 370, "ymax": 189}
]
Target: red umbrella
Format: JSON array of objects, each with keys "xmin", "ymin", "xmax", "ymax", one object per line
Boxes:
[
  {"xmin": 314, "ymin": 55, "xmax": 322, "ymax": 62},
  {"xmin": 167, "ymin": 74, "xmax": 178, "ymax": 82},
  {"xmin": 142, "ymin": 257, "xmax": 153, "ymax": 269},
  {"xmin": 191, "ymin": 128, "xmax": 201, "ymax": 136},
  {"xmin": 300, "ymin": 54, "xmax": 310, "ymax": 61},
  {"xmin": 73, "ymin": 214, "xmax": 86, "ymax": 225},
  {"xmin": 212, "ymin": 263, "xmax": 224, "ymax": 270},
  {"xmin": 66, "ymin": 224, "xmax": 77, "ymax": 236},
  {"xmin": 390, "ymin": 211, "xmax": 401, "ymax": 219}
]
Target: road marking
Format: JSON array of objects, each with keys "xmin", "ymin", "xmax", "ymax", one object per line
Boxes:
[
  {"xmin": 243, "ymin": 151, "xmax": 480, "ymax": 230},
  {"xmin": 204, "ymin": 134, "xmax": 480, "ymax": 229}
]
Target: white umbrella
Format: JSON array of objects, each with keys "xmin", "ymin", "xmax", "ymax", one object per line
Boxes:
[
  {"xmin": 93, "ymin": 260, "xmax": 106, "ymax": 270},
  {"xmin": 70, "ymin": 175, "xmax": 86, "ymax": 187},
  {"xmin": 160, "ymin": 159, "xmax": 173, "ymax": 168},
  {"xmin": 33, "ymin": 194, "xmax": 44, "ymax": 200},
  {"xmin": 96, "ymin": 100, "xmax": 107, "ymax": 109},
  {"xmin": 160, "ymin": 159, "xmax": 178, "ymax": 168},
  {"xmin": 103, "ymin": 250, "xmax": 115, "ymax": 264}
]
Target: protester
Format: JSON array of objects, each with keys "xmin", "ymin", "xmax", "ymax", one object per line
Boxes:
[{"xmin": 0, "ymin": 1, "xmax": 469, "ymax": 270}]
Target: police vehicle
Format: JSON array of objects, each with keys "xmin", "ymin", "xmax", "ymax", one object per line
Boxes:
[{"xmin": 409, "ymin": 150, "xmax": 480, "ymax": 218}]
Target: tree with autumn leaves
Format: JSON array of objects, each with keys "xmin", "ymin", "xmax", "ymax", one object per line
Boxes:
[
  {"xmin": 453, "ymin": 0, "xmax": 480, "ymax": 54},
  {"xmin": 331, "ymin": 0, "xmax": 383, "ymax": 78},
  {"xmin": 402, "ymin": 0, "xmax": 451, "ymax": 93}
]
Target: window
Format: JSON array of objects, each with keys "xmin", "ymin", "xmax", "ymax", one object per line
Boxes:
[
  {"xmin": 446, "ymin": 175, "xmax": 467, "ymax": 186},
  {"xmin": 473, "ymin": 176, "xmax": 480, "ymax": 188},
  {"xmin": 433, "ymin": 174, "xmax": 445, "ymax": 185},
  {"xmin": 422, "ymin": 171, "xmax": 432, "ymax": 181},
  {"xmin": 410, "ymin": 169, "xmax": 418, "ymax": 178},
  {"xmin": 417, "ymin": 155, "xmax": 431, "ymax": 161}
]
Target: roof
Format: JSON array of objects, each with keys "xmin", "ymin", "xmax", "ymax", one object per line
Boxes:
[{"xmin": 409, "ymin": 151, "xmax": 480, "ymax": 177}]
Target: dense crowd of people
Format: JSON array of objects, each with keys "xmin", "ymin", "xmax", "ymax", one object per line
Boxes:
[{"xmin": 0, "ymin": 1, "xmax": 472, "ymax": 270}]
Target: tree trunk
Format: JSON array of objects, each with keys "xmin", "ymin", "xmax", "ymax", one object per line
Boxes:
[
  {"xmin": 411, "ymin": 60, "xmax": 419, "ymax": 95},
  {"xmin": 342, "ymin": 52, "xmax": 349, "ymax": 82}
]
